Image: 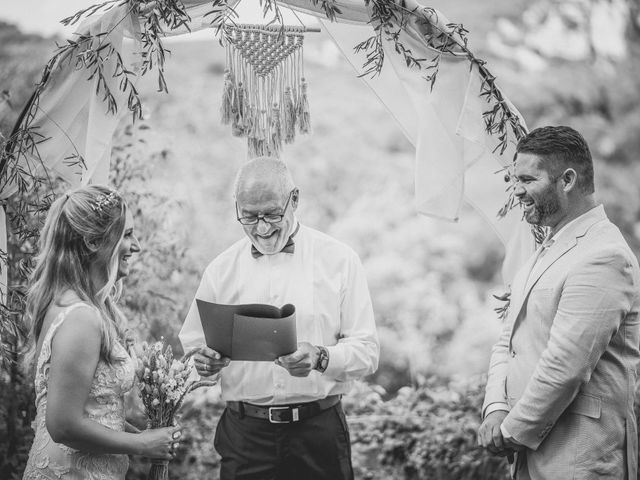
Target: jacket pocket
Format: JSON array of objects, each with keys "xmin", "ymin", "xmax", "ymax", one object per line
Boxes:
[
  {"xmin": 529, "ymin": 287, "xmax": 554, "ymax": 295},
  {"xmin": 568, "ymin": 392, "xmax": 601, "ymax": 419}
]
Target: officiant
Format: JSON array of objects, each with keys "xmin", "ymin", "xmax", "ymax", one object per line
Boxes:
[{"xmin": 179, "ymin": 157, "xmax": 379, "ymax": 480}]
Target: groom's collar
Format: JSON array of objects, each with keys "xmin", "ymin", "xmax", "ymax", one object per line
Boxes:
[{"xmin": 548, "ymin": 204, "xmax": 605, "ymax": 246}]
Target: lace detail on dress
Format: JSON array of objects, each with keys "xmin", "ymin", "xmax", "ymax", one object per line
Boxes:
[{"xmin": 23, "ymin": 303, "xmax": 135, "ymax": 480}]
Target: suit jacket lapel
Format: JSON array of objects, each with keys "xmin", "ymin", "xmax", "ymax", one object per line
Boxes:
[
  {"xmin": 523, "ymin": 237, "xmax": 577, "ymax": 293},
  {"xmin": 506, "ymin": 245, "xmax": 560, "ymax": 332},
  {"xmin": 510, "ymin": 249, "xmax": 541, "ymax": 311}
]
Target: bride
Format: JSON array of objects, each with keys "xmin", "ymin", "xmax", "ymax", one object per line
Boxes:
[{"xmin": 22, "ymin": 185, "xmax": 180, "ymax": 479}]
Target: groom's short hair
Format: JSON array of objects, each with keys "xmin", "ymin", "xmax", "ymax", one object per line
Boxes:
[{"xmin": 516, "ymin": 126, "xmax": 594, "ymax": 194}]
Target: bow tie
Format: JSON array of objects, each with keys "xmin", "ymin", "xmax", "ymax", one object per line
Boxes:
[
  {"xmin": 251, "ymin": 224, "xmax": 299, "ymax": 258},
  {"xmin": 251, "ymin": 238, "xmax": 295, "ymax": 258}
]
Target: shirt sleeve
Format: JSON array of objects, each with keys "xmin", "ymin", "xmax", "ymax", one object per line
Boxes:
[
  {"xmin": 179, "ymin": 264, "xmax": 217, "ymax": 354},
  {"xmin": 484, "ymin": 402, "xmax": 510, "ymax": 419},
  {"xmin": 324, "ymin": 250, "xmax": 379, "ymax": 381}
]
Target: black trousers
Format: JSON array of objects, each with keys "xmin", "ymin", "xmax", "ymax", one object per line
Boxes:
[{"xmin": 214, "ymin": 402, "xmax": 354, "ymax": 480}]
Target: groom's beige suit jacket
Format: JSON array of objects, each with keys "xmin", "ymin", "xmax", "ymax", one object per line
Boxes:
[{"xmin": 483, "ymin": 205, "xmax": 640, "ymax": 479}]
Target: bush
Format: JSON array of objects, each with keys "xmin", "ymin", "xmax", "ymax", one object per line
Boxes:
[
  {"xmin": 345, "ymin": 378, "xmax": 510, "ymax": 480},
  {"xmin": 124, "ymin": 378, "xmax": 510, "ymax": 480},
  {"xmin": 0, "ymin": 369, "xmax": 35, "ymax": 480}
]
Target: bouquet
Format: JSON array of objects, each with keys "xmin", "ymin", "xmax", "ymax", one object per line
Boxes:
[{"xmin": 136, "ymin": 339, "xmax": 215, "ymax": 480}]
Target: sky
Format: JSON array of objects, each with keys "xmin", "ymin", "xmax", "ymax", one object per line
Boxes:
[
  {"xmin": 1, "ymin": 1, "xmax": 318, "ymax": 39},
  {"xmin": 3, "ymin": 0, "xmax": 111, "ymax": 36}
]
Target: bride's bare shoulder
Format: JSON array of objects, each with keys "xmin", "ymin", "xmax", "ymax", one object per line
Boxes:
[
  {"xmin": 43, "ymin": 293, "xmax": 100, "ymax": 335},
  {"xmin": 36, "ymin": 293, "xmax": 101, "ymax": 358}
]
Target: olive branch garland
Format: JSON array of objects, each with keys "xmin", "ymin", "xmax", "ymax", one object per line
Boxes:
[
  {"xmin": 355, "ymin": 2, "xmax": 528, "ymax": 184},
  {"xmin": 0, "ymin": 0, "xmax": 195, "ymax": 366},
  {"xmin": 2, "ymin": 0, "xmax": 149, "ymax": 248},
  {"xmin": 59, "ymin": 0, "xmax": 192, "ymax": 115},
  {"xmin": 0, "ymin": 0, "xmax": 542, "ymax": 358}
]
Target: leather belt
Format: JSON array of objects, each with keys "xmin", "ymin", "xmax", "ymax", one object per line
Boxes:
[{"xmin": 226, "ymin": 395, "xmax": 341, "ymax": 424}]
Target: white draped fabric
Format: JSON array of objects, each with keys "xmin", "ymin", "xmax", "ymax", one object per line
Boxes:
[
  {"xmin": 308, "ymin": 2, "xmax": 535, "ymax": 283},
  {"xmin": 2, "ymin": 0, "xmax": 536, "ymax": 293}
]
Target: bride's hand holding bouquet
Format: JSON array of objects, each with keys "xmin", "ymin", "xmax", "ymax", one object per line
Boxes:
[{"xmin": 136, "ymin": 339, "xmax": 216, "ymax": 479}]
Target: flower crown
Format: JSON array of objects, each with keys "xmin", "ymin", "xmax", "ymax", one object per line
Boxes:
[{"xmin": 92, "ymin": 190, "xmax": 120, "ymax": 215}]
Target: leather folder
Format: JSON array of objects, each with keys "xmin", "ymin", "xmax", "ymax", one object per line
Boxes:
[{"xmin": 196, "ymin": 300, "xmax": 297, "ymax": 361}]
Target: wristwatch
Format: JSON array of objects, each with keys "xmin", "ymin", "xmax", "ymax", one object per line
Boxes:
[{"xmin": 314, "ymin": 346, "xmax": 329, "ymax": 373}]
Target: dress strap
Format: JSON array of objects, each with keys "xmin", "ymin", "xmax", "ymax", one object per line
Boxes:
[{"xmin": 36, "ymin": 303, "xmax": 99, "ymax": 372}]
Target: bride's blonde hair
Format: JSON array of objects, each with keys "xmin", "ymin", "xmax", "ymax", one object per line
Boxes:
[{"xmin": 24, "ymin": 185, "xmax": 128, "ymax": 367}]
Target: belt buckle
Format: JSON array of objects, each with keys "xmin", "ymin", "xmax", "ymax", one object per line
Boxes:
[
  {"xmin": 268, "ymin": 406, "xmax": 298, "ymax": 424},
  {"xmin": 268, "ymin": 406, "xmax": 290, "ymax": 424}
]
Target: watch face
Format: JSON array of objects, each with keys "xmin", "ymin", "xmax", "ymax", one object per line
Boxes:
[{"xmin": 316, "ymin": 347, "xmax": 329, "ymax": 372}]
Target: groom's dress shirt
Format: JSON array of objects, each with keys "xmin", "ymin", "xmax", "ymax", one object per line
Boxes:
[{"xmin": 179, "ymin": 223, "xmax": 379, "ymax": 405}]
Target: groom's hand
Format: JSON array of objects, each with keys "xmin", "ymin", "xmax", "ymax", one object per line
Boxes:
[
  {"xmin": 478, "ymin": 410, "xmax": 509, "ymax": 455},
  {"xmin": 194, "ymin": 347, "xmax": 230, "ymax": 377}
]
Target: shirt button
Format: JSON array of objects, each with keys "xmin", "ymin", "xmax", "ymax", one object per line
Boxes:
[{"xmin": 510, "ymin": 350, "xmax": 516, "ymax": 357}]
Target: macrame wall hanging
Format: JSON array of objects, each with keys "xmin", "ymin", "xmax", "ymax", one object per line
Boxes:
[{"xmin": 220, "ymin": 24, "xmax": 317, "ymax": 157}]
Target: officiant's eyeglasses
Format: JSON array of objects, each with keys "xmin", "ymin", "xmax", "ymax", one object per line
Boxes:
[{"xmin": 236, "ymin": 189, "xmax": 295, "ymax": 225}]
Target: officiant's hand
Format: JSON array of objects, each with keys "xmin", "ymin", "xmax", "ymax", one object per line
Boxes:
[
  {"xmin": 275, "ymin": 342, "xmax": 319, "ymax": 377},
  {"xmin": 194, "ymin": 347, "xmax": 230, "ymax": 377}
]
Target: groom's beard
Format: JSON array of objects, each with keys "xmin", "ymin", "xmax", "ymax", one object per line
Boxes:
[{"xmin": 523, "ymin": 185, "xmax": 561, "ymax": 226}]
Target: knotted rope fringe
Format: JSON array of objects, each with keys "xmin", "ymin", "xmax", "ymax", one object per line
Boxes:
[{"xmin": 221, "ymin": 24, "xmax": 311, "ymax": 158}]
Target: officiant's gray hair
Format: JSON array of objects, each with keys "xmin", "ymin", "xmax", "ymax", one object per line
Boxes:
[{"xmin": 234, "ymin": 157, "xmax": 296, "ymax": 199}]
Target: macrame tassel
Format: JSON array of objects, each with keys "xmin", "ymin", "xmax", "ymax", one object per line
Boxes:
[
  {"xmin": 270, "ymin": 102, "xmax": 282, "ymax": 157},
  {"xmin": 248, "ymin": 137, "xmax": 258, "ymax": 158},
  {"xmin": 257, "ymin": 108, "xmax": 267, "ymax": 144},
  {"xmin": 284, "ymin": 87, "xmax": 296, "ymax": 144},
  {"xmin": 245, "ymin": 106, "xmax": 256, "ymax": 139},
  {"xmin": 221, "ymin": 69, "xmax": 234, "ymax": 125},
  {"xmin": 221, "ymin": 24, "xmax": 310, "ymax": 155},
  {"xmin": 248, "ymin": 137, "xmax": 267, "ymax": 158},
  {"xmin": 232, "ymin": 82, "xmax": 245, "ymax": 136},
  {"xmin": 239, "ymin": 82, "xmax": 248, "ymax": 128},
  {"xmin": 296, "ymin": 78, "xmax": 311, "ymax": 134},
  {"xmin": 258, "ymin": 139, "xmax": 267, "ymax": 156}
]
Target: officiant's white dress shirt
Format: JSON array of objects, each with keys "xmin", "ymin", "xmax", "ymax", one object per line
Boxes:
[{"xmin": 179, "ymin": 223, "xmax": 379, "ymax": 405}]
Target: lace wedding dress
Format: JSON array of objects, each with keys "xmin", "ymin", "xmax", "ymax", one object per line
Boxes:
[{"xmin": 23, "ymin": 303, "xmax": 136, "ymax": 480}]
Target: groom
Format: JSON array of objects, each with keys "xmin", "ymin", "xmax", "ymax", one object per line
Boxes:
[
  {"xmin": 179, "ymin": 157, "xmax": 379, "ymax": 480},
  {"xmin": 479, "ymin": 126, "xmax": 640, "ymax": 479}
]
